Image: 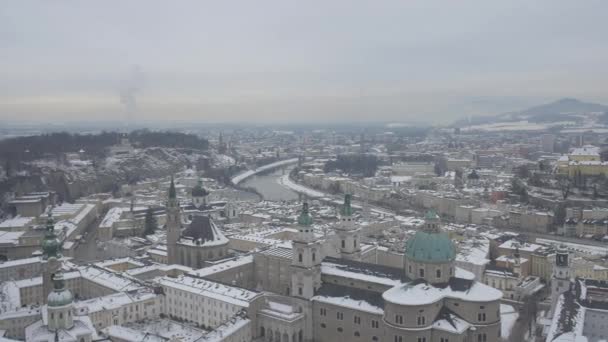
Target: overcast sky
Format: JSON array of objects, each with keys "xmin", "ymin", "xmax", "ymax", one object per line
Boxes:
[{"xmin": 1, "ymin": 1, "xmax": 607, "ymax": 124}]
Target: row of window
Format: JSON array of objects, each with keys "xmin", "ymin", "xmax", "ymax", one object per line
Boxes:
[
  {"xmin": 319, "ymin": 308, "xmax": 379, "ymax": 328},
  {"xmin": 394, "ymin": 314, "xmax": 425, "ymax": 325},
  {"xmin": 408, "ymin": 265, "xmax": 452, "ymax": 278},
  {"xmin": 318, "ymin": 324, "xmax": 378, "ymax": 340},
  {"xmin": 340, "ymin": 239, "xmax": 357, "ymax": 249},
  {"xmin": 395, "ymin": 337, "xmax": 425, "ymax": 342}
]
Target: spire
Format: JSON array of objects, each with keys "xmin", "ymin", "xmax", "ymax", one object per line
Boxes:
[
  {"xmin": 169, "ymin": 176, "xmax": 176, "ymax": 199},
  {"xmin": 298, "ymin": 202, "xmax": 313, "ymax": 226},
  {"xmin": 42, "ymin": 211, "xmax": 61, "ymax": 260},
  {"xmin": 340, "ymin": 194, "xmax": 353, "ymax": 217}
]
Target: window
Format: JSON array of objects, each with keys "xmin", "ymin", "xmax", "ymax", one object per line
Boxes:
[
  {"xmin": 342, "ymin": 240, "xmax": 346, "ymax": 248},
  {"xmin": 320, "ymin": 323, "xmax": 326, "ymax": 328},
  {"xmin": 337, "ymin": 312, "xmax": 344, "ymax": 320},
  {"xmin": 372, "ymin": 337, "xmax": 378, "ymax": 341},
  {"xmin": 477, "ymin": 333, "xmax": 487, "ymax": 342},
  {"xmin": 354, "ymin": 331, "xmax": 360, "ymax": 337},
  {"xmin": 337, "ymin": 327, "xmax": 343, "ymax": 332},
  {"xmin": 298, "ymin": 253, "xmax": 303, "ymax": 262},
  {"xmin": 354, "ymin": 239, "xmax": 357, "ymax": 248},
  {"xmin": 371, "ymin": 320, "xmax": 379, "ymax": 328},
  {"xmin": 320, "ymin": 308, "xmax": 327, "ymax": 316},
  {"xmin": 312, "ymin": 253, "xmax": 316, "ymax": 262},
  {"xmin": 409, "ymin": 265, "xmax": 412, "ymax": 273},
  {"xmin": 395, "ymin": 314, "xmax": 403, "ymax": 324},
  {"xmin": 298, "ymin": 287, "xmax": 303, "ymax": 296},
  {"xmin": 478, "ymin": 313, "xmax": 486, "ymax": 322},
  {"xmin": 436, "ymin": 269, "xmax": 441, "ymax": 278},
  {"xmin": 440, "ymin": 339, "xmax": 449, "ymax": 342},
  {"xmin": 419, "ymin": 268, "xmax": 425, "ymax": 277},
  {"xmin": 260, "ymin": 327, "xmax": 265, "ymax": 337},
  {"xmin": 417, "ymin": 338, "xmax": 426, "ymax": 342},
  {"xmin": 394, "ymin": 336, "xmax": 403, "ymax": 342},
  {"xmin": 417, "ymin": 316, "xmax": 425, "ymax": 325},
  {"xmin": 354, "ymin": 315, "xmax": 361, "ymax": 324}
]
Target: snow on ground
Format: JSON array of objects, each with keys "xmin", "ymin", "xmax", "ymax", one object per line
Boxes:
[
  {"xmin": 500, "ymin": 304, "xmax": 519, "ymax": 339},
  {"xmin": 536, "ymin": 238, "xmax": 608, "ymax": 256},
  {"xmin": 279, "ymin": 174, "xmax": 395, "ymax": 216}
]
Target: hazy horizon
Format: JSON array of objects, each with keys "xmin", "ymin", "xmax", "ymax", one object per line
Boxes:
[{"xmin": 2, "ymin": 1, "xmax": 608, "ymax": 124}]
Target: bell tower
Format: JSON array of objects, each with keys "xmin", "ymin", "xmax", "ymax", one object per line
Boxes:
[
  {"xmin": 166, "ymin": 176, "xmax": 181, "ymax": 265},
  {"xmin": 549, "ymin": 244, "xmax": 571, "ymax": 317},
  {"xmin": 335, "ymin": 194, "xmax": 361, "ymax": 260},
  {"xmin": 291, "ymin": 202, "xmax": 322, "ymax": 299},
  {"xmin": 41, "ymin": 212, "xmax": 61, "ymax": 303}
]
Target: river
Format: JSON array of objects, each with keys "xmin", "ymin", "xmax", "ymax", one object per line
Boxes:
[{"xmin": 240, "ymin": 166, "xmax": 299, "ymax": 201}]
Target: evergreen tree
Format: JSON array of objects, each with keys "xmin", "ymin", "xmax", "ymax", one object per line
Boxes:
[{"xmin": 143, "ymin": 207, "xmax": 158, "ymax": 236}]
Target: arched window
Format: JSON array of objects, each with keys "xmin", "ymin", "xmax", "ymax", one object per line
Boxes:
[
  {"xmin": 260, "ymin": 327, "xmax": 265, "ymax": 337},
  {"xmin": 312, "ymin": 253, "xmax": 316, "ymax": 262},
  {"xmin": 419, "ymin": 268, "xmax": 425, "ymax": 278},
  {"xmin": 298, "ymin": 253, "xmax": 303, "ymax": 262}
]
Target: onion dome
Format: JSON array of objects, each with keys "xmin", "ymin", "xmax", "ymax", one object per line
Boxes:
[
  {"xmin": 191, "ymin": 178, "xmax": 209, "ymax": 197},
  {"xmin": 47, "ymin": 273, "xmax": 73, "ymax": 307},
  {"xmin": 425, "ymin": 209, "xmax": 439, "ymax": 221},
  {"xmin": 42, "ymin": 213, "xmax": 61, "ymax": 260},
  {"xmin": 340, "ymin": 194, "xmax": 353, "ymax": 217},
  {"xmin": 298, "ymin": 202, "xmax": 313, "ymax": 226}
]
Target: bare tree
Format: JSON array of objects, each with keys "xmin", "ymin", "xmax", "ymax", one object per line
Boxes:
[{"xmin": 557, "ymin": 175, "xmax": 571, "ymax": 200}]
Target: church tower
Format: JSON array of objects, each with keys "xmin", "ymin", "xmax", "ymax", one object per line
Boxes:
[
  {"xmin": 335, "ymin": 194, "xmax": 361, "ymax": 261},
  {"xmin": 191, "ymin": 177, "xmax": 209, "ymax": 208},
  {"xmin": 291, "ymin": 202, "xmax": 322, "ymax": 299},
  {"xmin": 550, "ymin": 244, "xmax": 571, "ymax": 317},
  {"xmin": 166, "ymin": 176, "xmax": 181, "ymax": 265},
  {"xmin": 47, "ymin": 272, "xmax": 74, "ymax": 331},
  {"xmin": 41, "ymin": 212, "xmax": 61, "ymax": 303}
]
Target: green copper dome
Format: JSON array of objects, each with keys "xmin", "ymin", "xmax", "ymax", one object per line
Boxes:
[
  {"xmin": 340, "ymin": 194, "xmax": 353, "ymax": 217},
  {"xmin": 425, "ymin": 209, "xmax": 439, "ymax": 220},
  {"xmin": 405, "ymin": 231, "xmax": 456, "ymax": 263},
  {"xmin": 297, "ymin": 202, "xmax": 313, "ymax": 226}
]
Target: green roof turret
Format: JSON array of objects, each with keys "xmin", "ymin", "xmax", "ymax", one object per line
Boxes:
[
  {"xmin": 340, "ymin": 194, "xmax": 353, "ymax": 217},
  {"xmin": 298, "ymin": 202, "xmax": 313, "ymax": 226}
]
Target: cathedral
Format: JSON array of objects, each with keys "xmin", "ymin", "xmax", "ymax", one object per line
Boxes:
[{"xmin": 166, "ymin": 177, "xmax": 230, "ymax": 269}]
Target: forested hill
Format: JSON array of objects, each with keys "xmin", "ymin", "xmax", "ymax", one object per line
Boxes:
[{"xmin": 0, "ymin": 130, "xmax": 208, "ymax": 164}]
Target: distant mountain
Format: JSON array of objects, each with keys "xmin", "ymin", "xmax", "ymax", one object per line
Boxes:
[{"xmin": 453, "ymin": 98, "xmax": 608, "ymax": 127}]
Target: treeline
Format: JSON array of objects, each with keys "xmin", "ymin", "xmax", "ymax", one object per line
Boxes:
[
  {"xmin": 324, "ymin": 154, "xmax": 379, "ymax": 177},
  {"xmin": 130, "ymin": 130, "xmax": 208, "ymax": 150},
  {"xmin": 0, "ymin": 130, "xmax": 208, "ymax": 166}
]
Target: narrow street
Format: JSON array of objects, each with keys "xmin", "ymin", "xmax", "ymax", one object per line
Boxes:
[{"xmin": 73, "ymin": 209, "xmax": 106, "ymax": 263}]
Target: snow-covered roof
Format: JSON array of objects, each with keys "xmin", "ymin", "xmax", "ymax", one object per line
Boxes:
[{"xmin": 157, "ymin": 275, "xmax": 261, "ymax": 307}]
